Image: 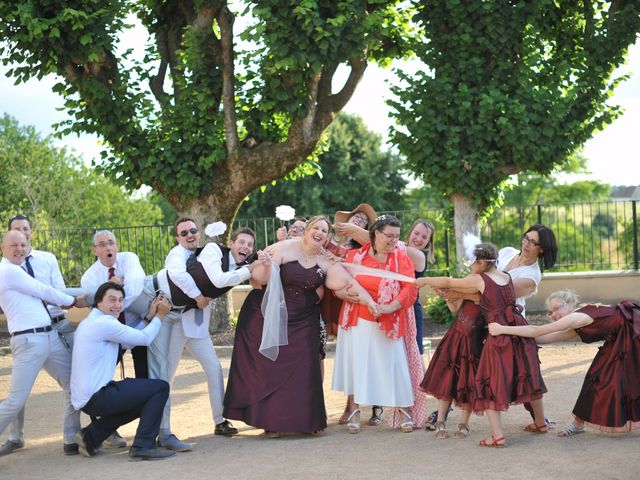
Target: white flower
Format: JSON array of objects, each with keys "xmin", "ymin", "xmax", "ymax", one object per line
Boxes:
[
  {"xmin": 205, "ymin": 221, "xmax": 227, "ymax": 237},
  {"xmin": 463, "ymin": 232, "xmax": 482, "ymax": 263},
  {"xmin": 275, "ymin": 205, "xmax": 295, "ymax": 221}
]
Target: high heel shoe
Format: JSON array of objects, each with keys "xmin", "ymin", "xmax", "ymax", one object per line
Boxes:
[
  {"xmin": 398, "ymin": 408, "xmax": 414, "ymax": 433},
  {"xmin": 346, "ymin": 409, "xmax": 361, "ymax": 434}
]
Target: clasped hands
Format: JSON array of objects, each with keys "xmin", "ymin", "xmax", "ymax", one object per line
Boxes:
[
  {"xmin": 366, "ymin": 301, "xmax": 396, "ymax": 318},
  {"xmin": 146, "ymin": 293, "xmax": 172, "ymax": 320}
]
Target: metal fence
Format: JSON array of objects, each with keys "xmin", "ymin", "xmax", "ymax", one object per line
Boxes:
[{"xmin": 28, "ymin": 200, "xmax": 639, "ymax": 286}]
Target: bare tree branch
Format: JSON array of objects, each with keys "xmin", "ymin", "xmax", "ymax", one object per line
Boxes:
[{"xmin": 325, "ymin": 54, "xmax": 367, "ymax": 113}]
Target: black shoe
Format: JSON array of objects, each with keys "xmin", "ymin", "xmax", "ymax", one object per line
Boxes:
[
  {"xmin": 74, "ymin": 431, "xmax": 97, "ymax": 458},
  {"xmin": 0, "ymin": 439, "xmax": 24, "ymax": 456},
  {"xmin": 63, "ymin": 443, "xmax": 79, "ymax": 455},
  {"xmin": 214, "ymin": 420, "xmax": 238, "ymax": 436},
  {"xmin": 128, "ymin": 446, "xmax": 176, "ymax": 461}
]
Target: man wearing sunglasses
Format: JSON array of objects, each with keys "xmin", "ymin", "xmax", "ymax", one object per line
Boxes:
[{"xmin": 141, "ymin": 219, "xmax": 265, "ymax": 451}]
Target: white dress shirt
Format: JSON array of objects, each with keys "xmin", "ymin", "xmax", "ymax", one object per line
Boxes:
[
  {"xmin": 26, "ymin": 249, "xmax": 67, "ymax": 318},
  {"xmin": 81, "ymin": 251, "xmax": 146, "ymax": 327},
  {"xmin": 497, "ymin": 247, "xmax": 542, "ymax": 317},
  {"xmin": 0, "ymin": 261, "xmax": 74, "ymax": 333},
  {"xmin": 198, "ymin": 242, "xmax": 251, "ymax": 289},
  {"xmin": 70, "ymin": 308, "xmax": 161, "ymax": 409}
]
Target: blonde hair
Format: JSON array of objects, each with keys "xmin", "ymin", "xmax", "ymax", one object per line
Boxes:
[
  {"xmin": 406, "ymin": 218, "xmax": 435, "ymax": 263},
  {"xmin": 546, "ymin": 290, "xmax": 579, "ymax": 309},
  {"xmin": 305, "ymin": 215, "xmax": 330, "ymax": 234}
]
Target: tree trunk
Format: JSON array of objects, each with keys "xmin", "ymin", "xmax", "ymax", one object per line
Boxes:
[
  {"xmin": 209, "ymin": 294, "xmax": 230, "ymax": 333},
  {"xmin": 450, "ymin": 193, "xmax": 480, "ymax": 272}
]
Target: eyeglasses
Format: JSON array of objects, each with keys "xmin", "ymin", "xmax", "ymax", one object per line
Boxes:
[
  {"xmin": 179, "ymin": 227, "xmax": 199, "ymax": 237},
  {"xmin": 95, "ymin": 240, "xmax": 116, "ymax": 248},
  {"xmin": 521, "ymin": 234, "xmax": 541, "ymax": 247},
  {"xmin": 289, "ymin": 225, "xmax": 305, "ymax": 233},
  {"xmin": 378, "ymin": 231, "xmax": 401, "ymax": 241}
]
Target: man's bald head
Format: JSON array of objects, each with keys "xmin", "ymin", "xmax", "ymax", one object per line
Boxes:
[{"xmin": 1, "ymin": 230, "xmax": 29, "ymax": 265}]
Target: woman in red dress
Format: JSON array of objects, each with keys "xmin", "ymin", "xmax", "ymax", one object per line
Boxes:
[
  {"xmin": 489, "ymin": 290, "xmax": 640, "ymax": 436},
  {"xmin": 420, "ymin": 297, "xmax": 484, "ymax": 440},
  {"xmin": 416, "ymin": 243, "xmax": 547, "ymax": 447}
]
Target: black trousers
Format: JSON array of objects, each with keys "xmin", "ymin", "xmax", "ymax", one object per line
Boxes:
[{"xmin": 81, "ymin": 378, "xmax": 169, "ymax": 449}]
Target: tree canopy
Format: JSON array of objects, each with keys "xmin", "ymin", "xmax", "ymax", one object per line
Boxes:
[
  {"xmin": 0, "ymin": 114, "xmax": 163, "ymax": 229},
  {"xmin": 389, "ymin": 0, "xmax": 640, "ymax": 262},
  {"xmin": 0, "ymin": 1, "xmax": 414, "ymax": 229},
  {"xmin": 239, "ymin": 113, "xmax": 408, "ymax": 219}
]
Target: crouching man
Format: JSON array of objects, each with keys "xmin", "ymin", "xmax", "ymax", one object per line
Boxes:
[{"xmin": 71, "ymin": 281, "xmax": 174, "ymax": 461}]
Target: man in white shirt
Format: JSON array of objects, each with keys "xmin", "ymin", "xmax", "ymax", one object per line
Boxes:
[
  {"xmin": 72, "ymin": 281, "xmax": 175, "ymax": 461},
  {"xmin": 81, "ymin": 230, "xmax": 148, "ymax": 379},
  {"xmin": 145, "ymin": 219, "xmax": 261, "ymax": 450},
  {"xmin": 80, "ymin": 230, "xmax": 147, "ymax": 448},
  {"xmin": 0, "ymin": 214, "xmax": 77, "ymax": 457},
  {"xmin": 0, "ymin": 230, "xmax": 88, "ymax": 457}
]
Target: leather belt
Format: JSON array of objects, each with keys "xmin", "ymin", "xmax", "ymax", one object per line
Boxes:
[
  {"xmin": 51, "ymin": 315, "xmax": 66, "ymax": 325},
  {"xmin": 11, "ymin": 325, "xmax": 53, "ymax": 337}
]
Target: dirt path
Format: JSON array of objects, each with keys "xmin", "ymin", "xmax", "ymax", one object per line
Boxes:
[{"xmin": 1, "ymin": 341, "xmax": 637, "ymax": 480}]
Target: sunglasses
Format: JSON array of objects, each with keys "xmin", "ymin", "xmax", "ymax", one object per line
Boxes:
[{"xmin": 179, "ymin": 227, "xmax": 199, "ymax": 237}]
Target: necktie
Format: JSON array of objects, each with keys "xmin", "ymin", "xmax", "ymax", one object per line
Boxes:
[
  {"xmin": 195, "ymin": 307, "xmax": 204, "ymax": 326},
  {"xmin": 24, "ymin": 255, "xmax": 35, "ymax": 277},
  {"xmin": 24, "ymin": 255, "xmax": 51, "ymax": 319},
  {"xmin": 108, "ymin": 266, "xmax": 126, "ymax": 377},
  {"xmin": 108, "ymin": 267, "xmax": 126, "ymax": 325}
]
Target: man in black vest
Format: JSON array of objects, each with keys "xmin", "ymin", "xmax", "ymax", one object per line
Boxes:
[{"xmin": 142, "ymin": 224, "xmax": 265, "ymax": 451}]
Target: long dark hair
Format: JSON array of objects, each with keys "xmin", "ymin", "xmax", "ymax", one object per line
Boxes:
[{"xmin": 525, "ymin": 224, "xmax": 558, "ymax": 270}]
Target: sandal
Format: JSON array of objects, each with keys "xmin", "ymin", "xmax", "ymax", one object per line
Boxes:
[
  {"xmin": 264, "ymin": 430, "xmax": 281, "ymax": 439},
  {"xmin": 346, "ymin": 409, "xmax": 361, "ymax": 434},
  {"xmin": 557, "ymin": 421, "xmax": 585, "ymax": 438},
  {"xmin": 368, "ymin": 406, "xmax": 384, "ymax": 426},
  {"xmin": 398, "ymin": 408, "xmax": 414, "ymax": 433},
  {"xmin": 523, "ymin": 422, "xmax": 548, "ymax": 433},
  {"xmin": 478, "ymin": 436, "xmax": 505, "ymax": 448},
  {"xmin": 435, "ymin": 421, "xmax": 448, "ymax": 439},
  {"xmin": 338, "ymin": 406, "xmax": 350, "ymax": 425},
  {"xmin": 452, "ymin": 423, "xmax": 469, "ymax": 439}
]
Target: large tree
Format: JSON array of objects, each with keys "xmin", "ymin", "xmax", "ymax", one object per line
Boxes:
[
  {"xmin": 0, "ymin": 1, "xmax": 412, "ymax": 228},
  {"xmin": 239, "ymin": 113, "xmax": 408, "ymax": 219},
  {"xmin": 389, "ymin": 0, "xmax": 640, "ymax": 263}
]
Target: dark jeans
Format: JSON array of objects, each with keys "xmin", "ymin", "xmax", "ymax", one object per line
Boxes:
[
  {"xmin": 413, "ymin": 299, "xmax": 424, "ymax": 355},
  {"xmin": 81, "ymin": 378, "xmax": 169, "ymax": 449}
]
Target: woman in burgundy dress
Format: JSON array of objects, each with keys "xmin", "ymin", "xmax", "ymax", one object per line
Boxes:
[
  {"xmin": 223, "ymin": 216, "xmax": 376, "ymax": 437},
  {"xmin": 420, "ymin": 299, "xmax": 484, "ymax": 440},
  {"xmin": 416, "ymin": 243, "xmax": 547, "ymax": 447},
  {"xmin": 489, "ymin": 290, "xmax": 640, "ymax": 436}
]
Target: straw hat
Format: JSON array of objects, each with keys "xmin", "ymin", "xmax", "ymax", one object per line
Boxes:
[{"xmin": 333, "ymin": 203, "xmax": 378, "ymax": 228}]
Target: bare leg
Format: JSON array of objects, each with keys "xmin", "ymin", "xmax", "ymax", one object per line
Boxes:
[
  {"xmin": 480, "ymin": 409, "xmax": 505, "ymax": 446},
  {"xmin": 530, "ymin": 398, "xmax": 545, "ymax": 426}
]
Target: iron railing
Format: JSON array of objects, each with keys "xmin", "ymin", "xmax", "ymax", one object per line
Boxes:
[{"xmin": 26, "ymin": 200, "xmax": 639, "ymax": 286}]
